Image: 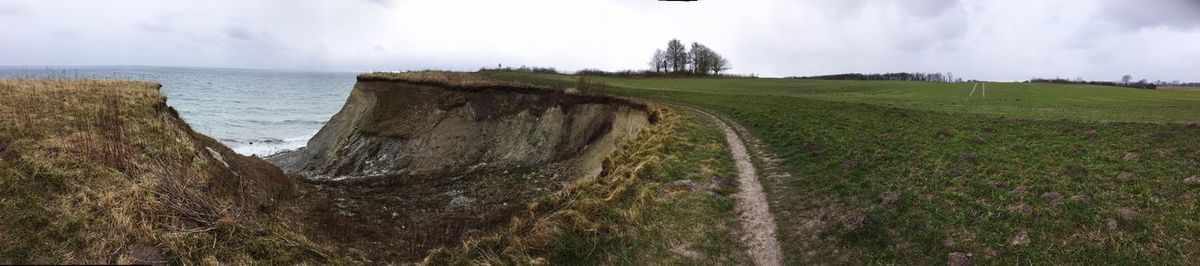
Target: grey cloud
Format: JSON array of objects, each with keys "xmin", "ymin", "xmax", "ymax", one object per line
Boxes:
[
  {"xmin": 1099, "ymin": 0, "xmax": 1200, "ymax": 30},
  {"xmin": 821, "ymin": 0, "xmax": 960, "ymax": 21},
  {"xmin": 1, "ymin": 0, "xmax": 1198, "ymax": 81},
  {"xmin": 897, "ymin": 7, "xmax": 969, "ymax": 51},
  {"xmin": 0, "ymin": 4, "xmax": 24, "ymax": 16},
  {"xmin": 223, "ymin": 26, "xmax": 256, "ymax": 41},
  {"xmin": 900, "ymin": 0, "xmax": 961, "ymax": 20}
]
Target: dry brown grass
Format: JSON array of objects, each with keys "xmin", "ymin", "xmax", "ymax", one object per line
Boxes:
[
  {"xmin": 423, "ymin": 105, "xmax": 748, "ymax": 264},
  {"xmin": 0, "ymin": 79, "xmax": 316, "ymax": 264}
]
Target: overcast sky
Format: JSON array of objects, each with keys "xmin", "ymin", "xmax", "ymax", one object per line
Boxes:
[{"xmin": 1, "ymin": 0, "xmax": 1198, "ymax": 81}]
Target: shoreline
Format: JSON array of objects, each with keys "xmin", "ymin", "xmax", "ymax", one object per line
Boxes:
[{"xmin": 229, "ymin": 132, "xmax": 315, "ymax": 157}]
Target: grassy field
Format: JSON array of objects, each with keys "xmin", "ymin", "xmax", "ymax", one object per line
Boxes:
[
  {"xmin": 485, "ymin": 73, "xmax": 1200, "ymax": 122},
  {"xmin": 484, "ymin": 72, "xmax": 1200, "ymax": 264}
]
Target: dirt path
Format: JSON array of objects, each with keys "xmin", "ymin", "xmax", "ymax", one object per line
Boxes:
[{"xmin": 677, "ymin": 105, "xmax": 783, "ymax": 266}]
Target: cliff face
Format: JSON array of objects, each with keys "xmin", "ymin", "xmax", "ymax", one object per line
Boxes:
[
  {"xmin": 267, "ymin": 72, "xmax": 655, "ymax": 262},
  {"xmin": 277, "ymin": 72, "xmax": 652, "ymax": 181}
]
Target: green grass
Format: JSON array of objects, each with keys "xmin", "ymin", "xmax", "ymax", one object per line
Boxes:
[
  {"xmin": 483, "ymin": 72, "xmax": 1200, "ymax": 264},
  {"xmin": 485, "ymin": 72, "xmax": 1200, "ymax": 122}
]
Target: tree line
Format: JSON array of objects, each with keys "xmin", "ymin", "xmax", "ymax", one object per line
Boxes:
[
  {"xmin": 478, "ymin": 65, "xmax": 560, "ymax": 74},
  {"xmin": 789, "ymin": 72, "xmax": 964, "ymax": 83},
  {"xmin": 1027, "ymin": 77, "xmax": 1156, "ymax": 89},
  {"xmin": 648, "ymin": 39, "xmax": 731, "ymax": 76},
  {"xmin": 1026, "ymin": 74, "xmax": 1183, "ymax": 89}
]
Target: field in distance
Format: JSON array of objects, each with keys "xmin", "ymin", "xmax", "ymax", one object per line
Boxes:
[{"xmin": 485, "ymin": 71, "xmax": 1200, "ymax": 264}]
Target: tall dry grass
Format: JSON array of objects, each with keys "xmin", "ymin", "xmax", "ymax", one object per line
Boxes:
[
  {"xmin": 422, "ymin": 105, "xmax": 680, "ymax": 264},
  {"xmin": 0, "ymin": 79, "xmax": 314, "ymax": 264}
]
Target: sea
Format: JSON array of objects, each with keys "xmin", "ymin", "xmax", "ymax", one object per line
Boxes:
[{"xmin": 0, "ymin": 66, "xmax": 357, "ymax": 156}]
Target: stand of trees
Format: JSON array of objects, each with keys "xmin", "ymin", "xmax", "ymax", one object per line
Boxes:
[
  {"xmin": 1027, "ymin": 75, "xmax": 1158, "ymax": 89},
  {"xmin": 648, "ymin": 39, "xmax": 730, "ymax": 76},
  {"xmin": 478, "ymin": 65, "xmax": 560, "ymax": 74},
  {"xmin": 1159, "ymin": 81, "xmax": 1200, "ymax": 87},
  {"xmin": 790, "ymin": 72, "xmax": 964, "ymax": 83},
  {"xmin": 1027, "ymin": 78, "xmax": 1156, "ymax": 89}
]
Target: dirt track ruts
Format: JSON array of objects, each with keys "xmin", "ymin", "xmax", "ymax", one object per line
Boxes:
[{"xmin": 676, "ymin": 104, "xmax": 783, "ymax": 266}]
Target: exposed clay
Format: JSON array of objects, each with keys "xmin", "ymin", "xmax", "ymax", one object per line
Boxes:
[
  {"xmin": 275, "ymin": 76, "xmax": 650, "ymax": 180},
  {"xmin": 266, "ymin": 72, "xmax": 654, "ymax": 263}
]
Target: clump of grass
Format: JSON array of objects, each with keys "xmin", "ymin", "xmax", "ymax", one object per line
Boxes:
[
  {"xmin": 0, "ymin": 79, "xmax": 319, "ymax": 264},
  {"xmin": 424, "ymin": 106, "xmax": 749, "ymax": 264}
]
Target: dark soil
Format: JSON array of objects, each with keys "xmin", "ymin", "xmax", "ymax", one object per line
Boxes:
[
  {"xmin": 1116, "ymin": 172, "xmax": 1134, "ymax": 182},
  {"xmin": 1117, "ymin": 208, "xmax": 1138, "ymax": 221},
  {"xmin": 288, "ymin": 165, "xmax": 569, "ymax": 263},
  {"xmin": 881, "ymin": 191, "xmax": 901, "ymax": 205},
  {"xmin": 1070, "ymin": 194, "xmax": 1093, "ymax": 204},
  {"xmin": 948, "ymin": 252, "xmax": 973, "ymax": 266},
  {"xmin": 1011, "ymin": 186, "xmax": 1030, "ymax": 197},
  {"xmin": 1005, "ymin": 203, "xmax": 1032, "ymax": 216},
  {"xmin": 841, "ymin": 213, "xmax": 868, "ymax": 230},
  {"xmin": 1123, "ymin": 152, "xmax": 1140, "ymax": 162},
  {"xmin": 1064, "ymin": 166, "xmax": 1088, "ymax": 177},
  {"xmin": 986, "ymin": 180, "xmax": 1005, "ymax": 188},
  {"xmin": 1039, "ymin": 192, "xmax": 1064, "ymax": 205}
]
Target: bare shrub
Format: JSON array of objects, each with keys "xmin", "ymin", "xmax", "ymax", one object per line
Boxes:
[{"xmin": 153, "ymin": 176, "xmax": 234, "ymax": 230}]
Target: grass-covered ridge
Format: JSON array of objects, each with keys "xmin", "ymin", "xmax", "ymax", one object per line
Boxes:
[
  {"xmin": 484, "ymin": 72, "xmax": 1200, "ymax": 264},
  {"xmin": 0, "ymin": 79, "xmax": 321, "ymax": 264},
  {"xmin": 483, "ymin": 72, "xmax": 1200, "ymax": 122}
]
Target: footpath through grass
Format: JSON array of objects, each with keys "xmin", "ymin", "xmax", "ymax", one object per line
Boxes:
[{"xmin": 484, "ymin": 72, "xmax": 1200, "ymax": 264}]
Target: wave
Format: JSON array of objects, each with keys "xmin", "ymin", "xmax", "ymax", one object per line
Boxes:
[
  {"xmin": 229, "ymin": 131, "xmax": 320, "ymax": 157},
  {"xmin": 241, "ymin": 119, "xmax": 328, "ymax": 125}
]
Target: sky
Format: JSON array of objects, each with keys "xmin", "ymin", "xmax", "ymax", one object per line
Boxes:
[{"xmin": 0, "ymin": 0, "xmax": 1198, "ymax": 81}]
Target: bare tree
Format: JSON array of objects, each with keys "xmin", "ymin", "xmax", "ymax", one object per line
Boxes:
[
  {"xmin": 649, "ymin": 49, "xmax": 666, "ymax": 73},
  {"xmin": 649, "ymin": 39, "xmax": 732, "ymax": 76},
  {"xmin": 1121, "ymin": 74, "xmax": 1132, "ymax": 85},
  {"xmin": 687, "ymin": 42, "xmax": 731, "ymax": 76},
  {"xmin": 710, "ymin": 54, "xmax": 730, "ymax": 75},
  {"xmin": 666, "ymin": 39, "xmax": 688, "ymax": 74},
  {"xmin": 689, "ymin": 42, "xmax": 711, "ymax": 75}
]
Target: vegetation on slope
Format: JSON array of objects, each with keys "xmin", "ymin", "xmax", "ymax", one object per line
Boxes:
[
  {"xmin": 484, "ymin": 71, "xmax": 1200, "ymax": 264},
  {"xmin": 0, "ymin": 79, "xmax": 321, "ymax": 264},
  {"xmin": 427, "ymin": 106, "xmax": 751, "ymax": 264}
]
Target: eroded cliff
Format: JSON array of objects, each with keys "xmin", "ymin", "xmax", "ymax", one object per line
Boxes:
[
  {"xmin": 268, "ymin": 71, "xmax": 655, "ymax": 262},
  {"xmin": 275, "ymin": 72, "xmax": 652, "ymax": 181}
]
